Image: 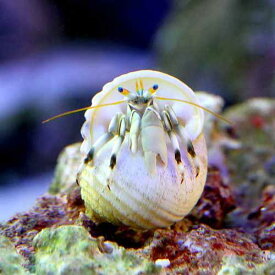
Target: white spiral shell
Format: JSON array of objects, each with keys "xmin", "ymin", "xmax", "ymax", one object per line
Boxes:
[{"xmin": 78, "ymin": 70, "xmax": 208, "ymax": 229}]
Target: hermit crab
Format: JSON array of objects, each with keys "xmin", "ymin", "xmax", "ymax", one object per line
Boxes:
[{"xmin": 45, "ymin": 70, "xmax": 229, "ymax": 230}]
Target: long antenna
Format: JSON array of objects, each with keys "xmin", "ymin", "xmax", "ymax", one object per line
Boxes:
[
  {"xmin": 155, "ymin": 96, "xmax": 232, "ymax": 124},
  {"xmin": 42, "ymin": 100, "xmax": 126, "ymax": 123}
]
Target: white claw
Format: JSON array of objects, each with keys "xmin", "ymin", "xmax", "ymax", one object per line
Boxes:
[
  {"xmin": 144, "ymin": 151, "xmax": 157, "ymax": 175},
  {"xmin": 129, "ymin": 111, "xmax": 141, "ymax": 154},
  {"xmin": 141, "ymin": 107, "xmax": 168, "ymax": 172}
]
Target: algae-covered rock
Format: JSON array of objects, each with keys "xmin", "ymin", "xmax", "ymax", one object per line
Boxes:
[
  {"xmin": 147, "ymin": 224, "xmax": 271, "ymax": 274},
  {"xmin": 33, "ymin": 225, "xmax": 160, "ymax": 275},
  {"xmin": 1, "ymin": 94, "xmax": 274, "ymax": 274},
  {"xmin": 218, "ymin": 255, "xmax": 275, "ymax": 275},
  {"xmin": 245, "ymin": 185, "xmax": 275, "ymax": 251},
  {"xmin": 189, "ymin": 168, "xmax": 235, "ymax": 228},
  {"xmin": 33, "ymin": 225, "xmax": 98, "ymax": 275},
  {"xmin": 0, "ymin": 194, "xmax": 84, "ymax": 271},
  {"xmin": 0, "ymin": 235, "xmax": 29, "ymax": 275},
  {"xmin": 224, "ymin": 98, "xmax": 275, "ymax": 208}
]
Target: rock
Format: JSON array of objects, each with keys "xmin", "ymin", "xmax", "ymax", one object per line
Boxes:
[
  {"xmin": 0, "ymin": 235, "xmax": 29, "ymax": 275},
  {"xmin": 218, "ymin": 255, "xmax": 275, "ymax": 275},
  {"xmin": 247, "ymin": 185, "xmax": 275, "ymax": 250},
  {"xmin": 224, "ymin": 98, "xmax": 275, "ymax": 212},
  {"xmin": 147, "ymin": 224, "xmax": 271, "ymax": 274},
  {"xmin": 189, "ymin": 168, "xmax": 235, "ymax": 228},
  {"xmin": 0, "ymin": 195, "xmax": 81, "ymax": 269},
  {"xmin": 1, "ymin": 94, "xmax": 274, "ymax": 274},
  {"xmin": 224, "ymin": 98, "xmax": 275, "ymax": 205},
  {"xmin": 33, "ymin": 225, "xmax": 160, "ymax": 275}
]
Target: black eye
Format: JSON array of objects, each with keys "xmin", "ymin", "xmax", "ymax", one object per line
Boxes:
[{"xmin": 118, "ymin": 87, "xmax": 123, "ymax": 93}]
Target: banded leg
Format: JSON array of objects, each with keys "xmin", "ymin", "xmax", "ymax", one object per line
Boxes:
[
  {"xmin": 163, "ymin": 105, "xmax": 200, "ymax": 177},
  {"xmin": 162, "ymin": 110, "xmax": 185, "ymax": 178},
  {"xmin": 109, "ymin": 114, "xmax": 126, "ymax": 169},
  {"xmin": 84, "ymin": 113, "xmax": 123, "ymax": 164}
]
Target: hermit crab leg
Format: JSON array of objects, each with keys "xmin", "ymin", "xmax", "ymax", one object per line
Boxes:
[
  {"xmin": 84, "ymin": 133, "xmax": 112, "ymax": 164},
  {"xmin": 84, "ymin": 113, "xmax": 123, "ymax": 164},
  {"xmin": 163, "ymin": 105, "xmax": 200, "ymax": 177},
  {"xmin": 177, "ymin": 125, "xmax": 200, "ymax": 177},
  {"xmin": 109, "ymin": 114, "xmax": 126, "ymax": 169},
  {"xmin": 162, "ymin": 110, "xmax": 185, "ymax": 178}
]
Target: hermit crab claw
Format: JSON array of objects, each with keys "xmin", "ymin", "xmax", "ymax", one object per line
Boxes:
[{"xmin": 141, "ymin": 107, "xmax": 168, "ymax": 174}]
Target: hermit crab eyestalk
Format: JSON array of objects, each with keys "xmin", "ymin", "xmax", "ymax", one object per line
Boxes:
[
  {"xmin": 117, "ymin": 86, "xmax": 130, "ymax": 96},
  {"xmin": 149, "ymin": 84, "xmax": 159, "ymax": 94}
]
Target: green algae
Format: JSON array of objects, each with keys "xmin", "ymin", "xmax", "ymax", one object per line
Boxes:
[
  {"xmin": 0, "ymin": 235, "xmax": 29, "ymax": 275},
  {"xmin": 33, "ymin": 225, "xmax": 159, "ymax": 275},
  {"xmin": 218, "ymin": 255, "xmax": 275, "ymax": 275}
]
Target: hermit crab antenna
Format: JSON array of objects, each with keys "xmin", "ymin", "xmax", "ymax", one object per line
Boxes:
[
  {"xmin": 135, "ymin": 81, "xmax": 139, "ymax": 92},
  {"xmin": 135, "ymin": 79, "xmax": 144, "ymax": 94},
  {"xmin": 42, "ymin": 100, "xmax": 126, "ymax": 123},
  {"xmin": 139, "ymin": 79, "xmax": 144, "ymax": 91},
  {"xmin": 155, "ymin": 96, "xmax": 232, "ymax": 124}
]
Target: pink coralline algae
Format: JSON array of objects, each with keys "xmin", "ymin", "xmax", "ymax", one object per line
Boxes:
[
  {"xmin": 247, "ymin": 185, "xmax": 275, "ymax": 250},
  {"xmin": 149, "ymin": 224, "xmax": 267, "ymax": 274}
]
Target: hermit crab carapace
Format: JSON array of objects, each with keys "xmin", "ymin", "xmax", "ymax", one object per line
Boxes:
[{"xmin": 45, "ymin": 70, "xmax": 229, "ymax": 230}]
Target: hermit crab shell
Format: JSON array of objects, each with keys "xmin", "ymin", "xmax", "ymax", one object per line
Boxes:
[{"xmin": 78, "ymin": 70, "xmax": 207, "ymax": 229}]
